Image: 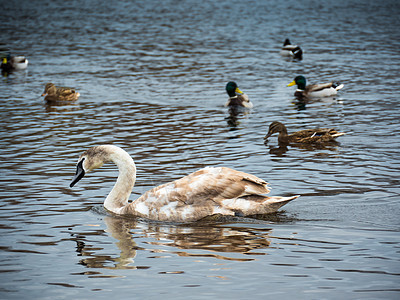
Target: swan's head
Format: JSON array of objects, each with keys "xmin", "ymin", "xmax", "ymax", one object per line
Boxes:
[{"xmin": 70, "ymin": 146, "xmax": 111, "ymax": 187}]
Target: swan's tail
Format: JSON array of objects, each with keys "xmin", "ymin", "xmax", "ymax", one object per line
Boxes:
[
  {"xmin": 229, "ymin": 195, "xmax": 299, "ymax": 216},
  {"xmin": 261, "ymin": 195, "xmax": 299, "ymax": 213}
]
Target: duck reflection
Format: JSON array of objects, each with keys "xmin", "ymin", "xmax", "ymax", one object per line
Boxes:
[
  {"xmin": 44, "ymin": 101, "xmax": 80, "ymax": 113},
  {"xmin": 72, "ymin": 215, "xmax": 279, "ymax": 270},
  {"xmin": 292, "ymin": 94, "xmax": 341, "ymax": 110},
  {"xmin": 265, "ymin": 139, "xmax": 341, "ymax": 156},
  {"xmin": 292, "ymin": 98, "xmax": 307, "ymax": 110},
  {"xmin": 225, "ymin": 105, "xmax": 250, "ymax": 130},
  {"xmin": 265, "ymin": 144, "xmax": 289, "ymax": 156}
]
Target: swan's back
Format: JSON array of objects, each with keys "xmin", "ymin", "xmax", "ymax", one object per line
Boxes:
[{"xmin": 122, "ymin": 167, "xmax": 277, "ymax": 221}]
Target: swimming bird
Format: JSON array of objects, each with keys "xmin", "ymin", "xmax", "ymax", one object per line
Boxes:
[
  {"xmin": 70, "ymin": 145, "xmax": 298, "ymax": 222},
  {"xmin": 288, "ymin": 75, "xmax": 344, "ymax": 99},
  {"xmin": 225, "ymin": 81, "xmax": 253, "ymax": 108},
  {"xmin": 280, "ymin": 39, "xmax": 303, "ymax": 60},
  {"xmin": 41, "ymin": 83, "xmax": 80, "ymax": 102},
  {"xmin": 1, "ymin": 55, "xmax": 28, "ymax": 72},
  {"xmin": 264, "ymin": 121, "xmax": 346, "ymax": 144}
]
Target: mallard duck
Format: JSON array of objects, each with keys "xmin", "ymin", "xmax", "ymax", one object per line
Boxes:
[
  {"xmin": 41, "ymin": 83, "xmax": 80, "ymax": 102},
  {"xmin": 70, "ymin": 145, "xmax": 299, "ymax": 222},
  {"xmin": 225, "ymin": 81, "xmax": 253, "ymax": 108},
  {"xmin": 1, "ymin": 55, "xmax": 28, "ymax": 72},
  {"xmin": 280, "ymin": 39, "xmax": 303, "ymax": 60},
  {"xmin": 288, "ymin": 75, "xmax": 344, "ymax": 99},
  {"xmin": 264, "ymin": 121, "xmax": 346, "ymax": 144}
]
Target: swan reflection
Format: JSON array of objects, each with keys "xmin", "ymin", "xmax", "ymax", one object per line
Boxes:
[{"xmin": 72, "ymin": 216, "xmax": 279, "ymax": 270}]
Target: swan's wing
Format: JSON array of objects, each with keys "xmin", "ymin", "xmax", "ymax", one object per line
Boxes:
[
  {"xmin": 142, "ymin": 167, "xmax": 270, "ymax": 205},
  {"xmin": 124, "ymin": 167, "xmax": 271, "ymax": 221}
]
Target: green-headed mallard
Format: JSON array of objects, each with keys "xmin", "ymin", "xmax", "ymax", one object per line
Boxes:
[
  {"xmin": 280, "ymin": 39, "xmax": 303, "ymax": 60},
  {"xmin": 41, "ymin": 83, "xmax": 80, "ymax": 102},
  {"xmin": 264, "ymin": 121, "xmax": 346, "ymax": 144},
  {"xmin": 1, "ymin": 54, "xmax": 28, "ymax": 72},
  {"xmin": 288, "ymin": 75, "xmax": 344, "ymax": 99},
  {"xmin": 70, "ymin": 145, "xmax": 299, "ymax": 222},
  {"xmin": 225, "ymin": 81, "xmax": 253, "ymax": 108}
]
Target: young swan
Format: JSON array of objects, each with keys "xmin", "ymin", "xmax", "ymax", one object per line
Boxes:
[{"xmin": 70, "ymin": 145, "xmax": 299, "ymax": 222}]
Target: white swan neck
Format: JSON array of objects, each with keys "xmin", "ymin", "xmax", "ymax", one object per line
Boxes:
[{"xmin": 103, "ymin": 147, "xmax": 137, "ymax": 214}]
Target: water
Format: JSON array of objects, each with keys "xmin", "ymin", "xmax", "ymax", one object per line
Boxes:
[{"xmin": 1, "ymin": 0, "xmax": 400, "ymax": 299}]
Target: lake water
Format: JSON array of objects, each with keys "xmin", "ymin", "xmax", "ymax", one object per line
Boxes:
[{"xmin": 1, "ymin": 0, "xmax": 400, "ymax": 299}]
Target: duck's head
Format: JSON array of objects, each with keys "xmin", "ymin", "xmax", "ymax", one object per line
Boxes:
[
  {"xmin": 42, "ymin": 83, "xmax": 57, "ymax": 96},
  {"xmin": 283, "ymin": 38, "xmax": 291, "ymax": 46},
  {"xmin": 264, "ymin": 121, "xmax": 288, "ymax": 140},
  {"xmin": 226, "ymin": 81, "xmax": 243, "ymax": 97},
  {"xmin": 70, "ymin": 146, "xmax": 111, "ymax": 187},
  {"xmin": 288, "ymin": 76, "xmax": 306, "ymax": 90}
]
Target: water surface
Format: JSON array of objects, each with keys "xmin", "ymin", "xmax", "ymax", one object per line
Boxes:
[{"xmin": 1, "ymin": 0, "xmax": 400, "ymax": 299}]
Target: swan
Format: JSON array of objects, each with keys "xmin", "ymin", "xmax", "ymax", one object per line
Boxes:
[
  {"xmin": 225, "ymin": 81, "xmax": 253, "ymax": 108},
  {"xmin": 70, "ymin": 145, "xmax": 299, "ymax": 222}
]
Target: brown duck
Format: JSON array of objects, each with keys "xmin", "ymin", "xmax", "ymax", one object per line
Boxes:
[
  {"xmin": 41, "ymin": 83, "xmax": 80, "ymax": 102},
  {"xmin": 264, "ymin": 121, "xmax": 346, "ymax": 144}
]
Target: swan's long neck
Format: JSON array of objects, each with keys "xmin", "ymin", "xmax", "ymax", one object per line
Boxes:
[{"xmin": 103, "ymin": 147, "xmax": 137, "ymax": 214}]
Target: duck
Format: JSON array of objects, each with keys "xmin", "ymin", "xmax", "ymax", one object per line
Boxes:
[
  {"xmin": 70, "ymin": 145, "xmax": 299, "ymax": 222},
  {"xmin": 264, "ymin": 121, "xmax": 346, "ymax": 144},
  {"xmin": 1, "ymin": 54, "xmax": 28, "ymax": 72},
  {"xmin": 288, "ymin": 75, "xmax": 344, "ymax": 99},
  {"xmin": 280, "ymin": 39, "xmax": 303, "ymax": 60},
  {"xmin": 225, "ymin": 81, "xmax": 253, "ymax": 108},
  {"xmin": 41, "ymin": 83, "xmax": 80, "ymax": 102}
]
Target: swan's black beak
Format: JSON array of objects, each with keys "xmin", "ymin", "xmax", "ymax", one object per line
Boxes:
[{"xmin": 70, "ymin": 158, "xmax": 85, "ymax": 188}]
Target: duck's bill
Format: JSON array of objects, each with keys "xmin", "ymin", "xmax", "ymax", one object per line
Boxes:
[
  {"xmin": 287, "ymin": 80, "xmax": 296, "ymax": 87},
  {"xmin": 235, "ymin": 87, "xmax": 243, "ymax": 94},
  {"xmin": 70, "ymin": 158, "xmax": 85, "ymax": 188}
]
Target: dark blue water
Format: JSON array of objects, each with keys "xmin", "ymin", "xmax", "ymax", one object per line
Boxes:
[{"xmin": 1, "ymin": 0, "xmax": 400, "ymax": 299}]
